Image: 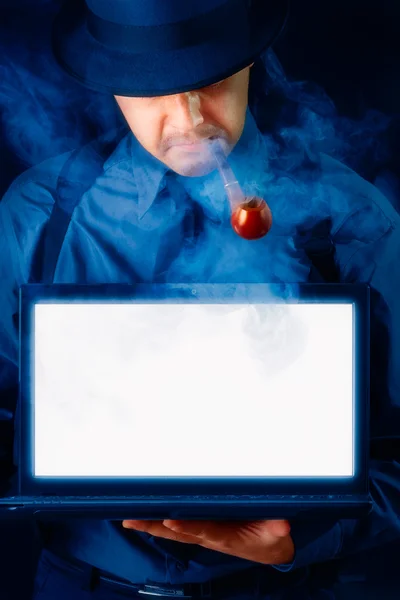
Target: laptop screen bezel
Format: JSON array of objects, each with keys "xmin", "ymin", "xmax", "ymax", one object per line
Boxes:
[{"xmin": 18, "ymin": 283, "xmax": 369, "ymax": 496}]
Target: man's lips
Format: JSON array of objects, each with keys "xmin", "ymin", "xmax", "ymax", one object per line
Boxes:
[
  {"xmin": 168, "ymin": 136, "xmax": 221, "ymax": 152},
  {"xmin": 172, "ymin": 143, "xmax": 207, "ymax": 151}
]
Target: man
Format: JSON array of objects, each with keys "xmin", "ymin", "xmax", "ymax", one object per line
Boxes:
[{"xmin": 1, "ymin": 0, "xmax": 400, "ymax": 598}]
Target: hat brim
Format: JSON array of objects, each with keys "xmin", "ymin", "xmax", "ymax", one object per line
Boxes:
[{"xmin": 52, "ymin": 0, "xmax": 289, "ymax": 97}]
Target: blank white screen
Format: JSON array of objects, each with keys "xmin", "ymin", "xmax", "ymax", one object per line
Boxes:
[{"xmin": 34, "ymin": 302, "xmax": 354, "ymax": 477}]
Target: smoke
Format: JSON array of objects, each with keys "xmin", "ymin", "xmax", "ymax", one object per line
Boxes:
[
  {"xmin": 241, "ymin": 303, "xmax": 309, "ymax": 377},
  {"xmin": 249, "ymin": 49, "xmax": 399, "ymax": 206},
  {"xmin": 0, "ymin": 0, "xmax": 119, "ymax": 173}
]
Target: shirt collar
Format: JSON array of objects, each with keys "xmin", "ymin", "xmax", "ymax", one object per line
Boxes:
[{"xmin": 128, "ymin": 135, "xmax": 169, "ymax": 219}]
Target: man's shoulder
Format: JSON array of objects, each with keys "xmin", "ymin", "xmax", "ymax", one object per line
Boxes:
[
  {"xmin": 318, "ymin": 153, "xmax": 399, "ymax": 243},
  {"xmin": 0, "ymin": 134, "xmax": 133, "ymax": 283},
  {"xmin": 1, "ymin": 151, "xmax": 75, "ymax": 216},
  {"xmin": 0, "ymin": 151, "xmax": 74, "ymax": 284}
]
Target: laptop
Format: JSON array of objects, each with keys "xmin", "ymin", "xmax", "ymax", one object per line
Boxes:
[{"xmin": 0, "ymin": 283, "xmax": 371, "ymax": 520}]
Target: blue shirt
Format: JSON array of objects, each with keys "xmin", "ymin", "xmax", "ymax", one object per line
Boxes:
[{"xmin": 1, "ymin": 110, "xmax": 400, "ymax": 585}]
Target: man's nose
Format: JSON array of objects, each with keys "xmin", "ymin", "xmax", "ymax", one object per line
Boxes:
[{"xmin": 169, "ymin": 92, "xmax": 204, "ymax": 131}]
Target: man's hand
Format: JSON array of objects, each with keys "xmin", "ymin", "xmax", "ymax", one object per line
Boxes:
[{"xmin": 122, "ymin": 519, "xmax": 295, "ymax": 565}]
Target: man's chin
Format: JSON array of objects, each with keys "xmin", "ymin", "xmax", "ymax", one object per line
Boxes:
[{"xmin": 169, "ymin": 158, "xmax": 217, "ymax": 178}]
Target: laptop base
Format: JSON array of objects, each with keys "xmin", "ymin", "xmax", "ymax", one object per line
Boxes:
[{"xmin": 0, "ymin": 495, "xmax": 372, "ymax": 519}]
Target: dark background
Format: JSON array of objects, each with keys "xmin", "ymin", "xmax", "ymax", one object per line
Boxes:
[{"xmin": 1, "ymin": 1, "xmax": 399, "ymax": 598}]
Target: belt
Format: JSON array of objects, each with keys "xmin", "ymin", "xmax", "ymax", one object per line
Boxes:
[{"xmin": 41, "ymin": 548, "xmax": 307, "ymax": 599}]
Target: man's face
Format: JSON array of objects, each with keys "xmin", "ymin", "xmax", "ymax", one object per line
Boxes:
[{"xmin": 114, "ymin": 66, "xmax": 251, "ymax": 177}]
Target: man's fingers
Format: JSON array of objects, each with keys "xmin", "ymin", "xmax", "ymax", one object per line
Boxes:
[
  {"xmin": 122, "ymin": 518, "xmax": 292, "ymax": 556},
  {"xmin": 163, "ymin": 519, "xmax": 291, "ymax": 542},
  {"xmin": 122, "ymin": 520, "xmax": 205, "ymax": 545},
  {"xmin": 122, "ymin": 519, "xmax": 295, "ymax": 564},
  {"xmin": 265, "ymin": 519, "xmax": 291, "ymax": 538},
  {"xmin": 163, "ymin": 519, "xmax": 239, "ymax": 542}
]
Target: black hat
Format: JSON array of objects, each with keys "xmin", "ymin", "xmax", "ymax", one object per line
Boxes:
[{"xmin": 52, "ymin": 0, "xmax": 289, "ymax": 97}]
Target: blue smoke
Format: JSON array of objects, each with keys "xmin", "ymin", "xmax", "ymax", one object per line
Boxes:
[
  {"xmin": 0, "ymin": 0, "xmax": 118, "ymax": 175},
  {"xmin": 249, "ymin": 50, "xmax": 399, "ymax": 200}
]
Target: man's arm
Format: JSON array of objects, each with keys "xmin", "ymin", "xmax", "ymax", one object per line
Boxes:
[
  {"xmin": 0, "ymin": 156, "xmax": 67, "ymax": 487},
  {"xmin": 274, "ymin": 178, "xmax": 400, "ymax": 571},
  {"xmin": 0, "ymin": 205, "xmax": 21, "ymax": 489}
]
